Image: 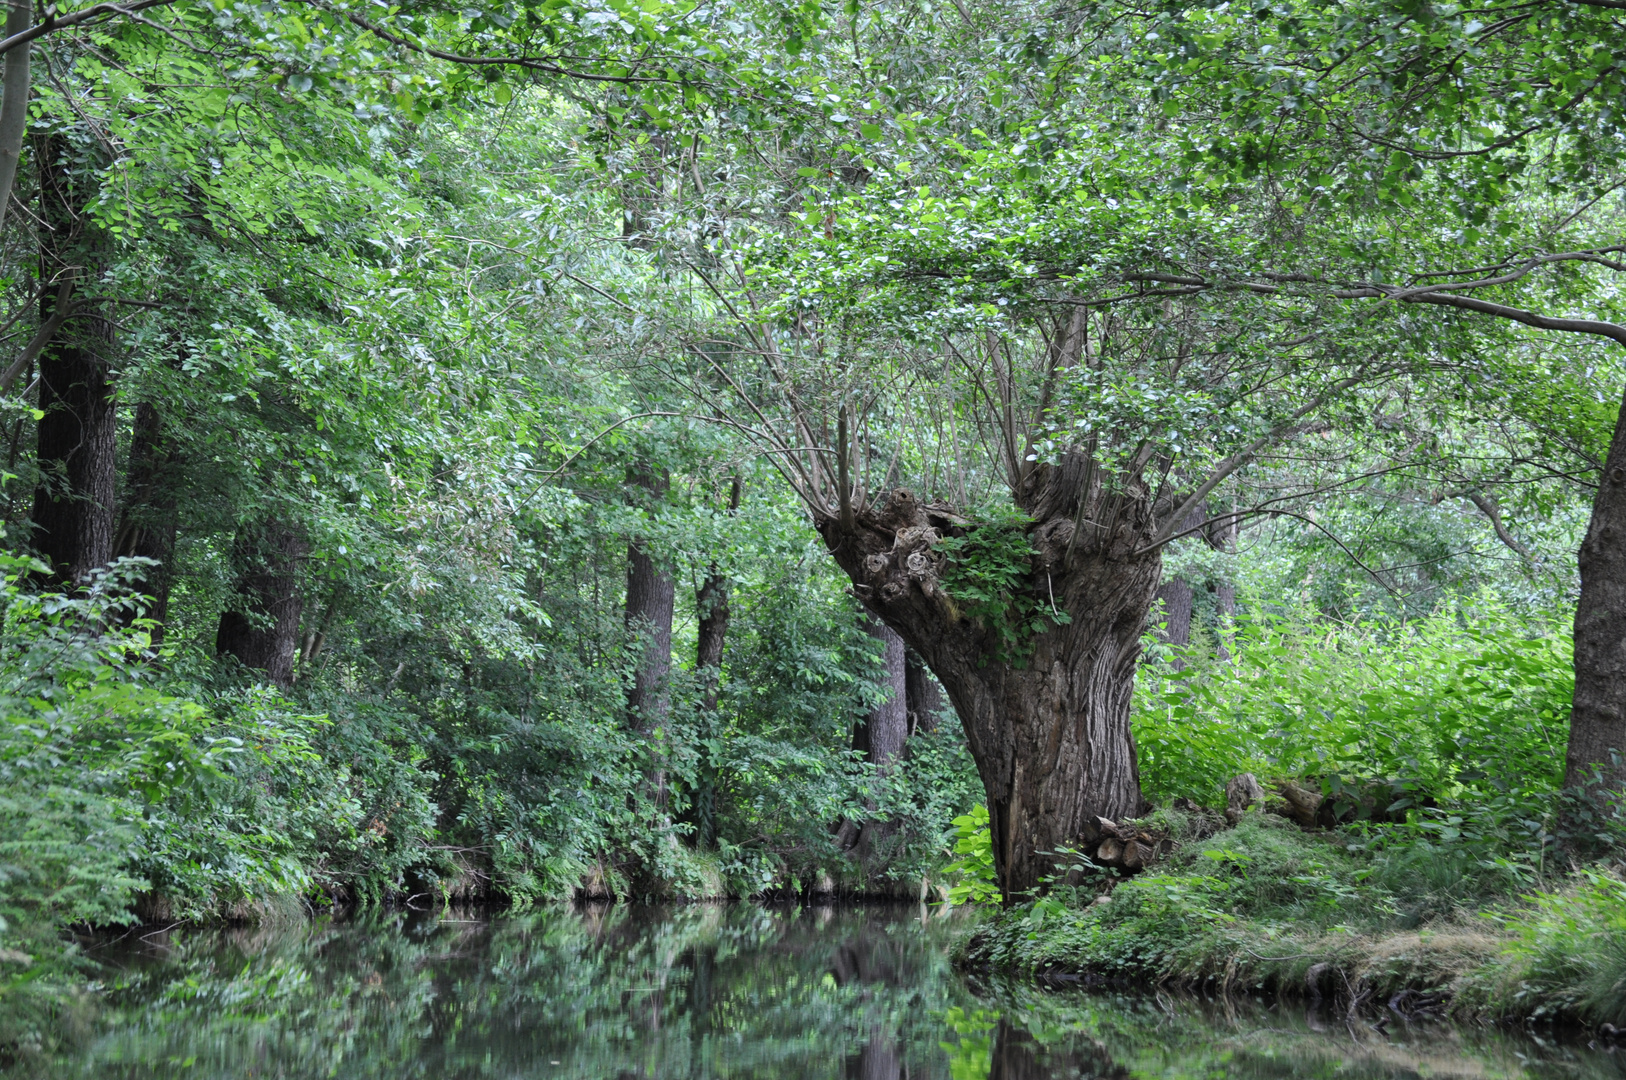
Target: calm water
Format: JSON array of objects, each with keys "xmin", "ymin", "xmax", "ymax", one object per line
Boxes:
[{"xmin": 39, "ymin": 904, "xmax": 1623, "ymax": 1078}]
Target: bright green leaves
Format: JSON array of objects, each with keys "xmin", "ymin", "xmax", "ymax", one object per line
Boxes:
[
  {"xmin": 1038, "ymin": 366, "xmax": 1220, "ymax": 476},
  {"xmin": 935, "ymin": 507, "xmax": 1069, "ymax": 667},
  {"xmin": 944, "ymin": 804, "xmax": 1001, "ymax": 904}
]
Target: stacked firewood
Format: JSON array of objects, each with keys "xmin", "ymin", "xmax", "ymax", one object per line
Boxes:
[{"xmin": 1078, "ymin": 815, "xmax": 1173, "ymax": 871}]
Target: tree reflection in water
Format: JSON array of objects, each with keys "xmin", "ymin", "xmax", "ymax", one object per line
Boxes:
[{"xmin": 34, "ymin": 905, "xmax": 1624, "ymax": 1080}]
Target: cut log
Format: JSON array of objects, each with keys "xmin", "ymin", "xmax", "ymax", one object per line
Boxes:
[
  {"xmin": 1095, "ymin": 837, "xmax": 1124, "ymax": 867},
  {"xmin": 1121, "ymin": 839, "xmax": 1154, "ymax": 871},
  {"xmin": 1225, "ymin": 773, "xmax": 1265, "ymax": 824},
  {"xmin": 1080, "ymin": 815, "xmax": 1119, "ymax": 847},
  {"xmin": 1272, "ymin": 780, "xmax": 1324, "ymax": 827}
]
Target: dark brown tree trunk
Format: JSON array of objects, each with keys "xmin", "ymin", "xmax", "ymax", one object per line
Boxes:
[
  {"xmin": 816, "ymin": 452, "xmax": 1157, "ymax": 902},
  {"xmin": 113, "ymin": 401, "xmax": 178, "ymax": 640},
  {"xmin": 853, "ymin": 617, "xmax": 908, "ymax": 769},
  {"xmin": 1567, "ymin": 391, "xmax": 1626, "ymax": 799},
  {"xmin": 696, "ymin": 574, "xmax": 730, "ymax": 703},
  {"xmin": 624, "ymin": 466, "xmax": 675, "ymax": 732},
  {"xmin": 904, "ymin": 645, "xmax": 944, "ymax": 734},
  {"xmin": 1154, "ymin": 576, "xmax": 1193, "ymax": 651},
  {"xmin": 216, "ymin": 520, "xmax": 306, "ymax": 688},
  {"xmin": 837, "ymin": 617, "xmax": 909, "ymax": 861},
  {"xmin": 30, "ymin": 133, "xmax": 114, "ymax": 589},
  {"xmin": 690, "ymin": 481, "xmax": 734, "ymax": 848}
]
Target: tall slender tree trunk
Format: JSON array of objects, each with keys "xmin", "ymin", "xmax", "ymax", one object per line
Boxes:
[
  {"xmin": 688, "ymin": 477, "xmax": 739, "ymax": 849},
  {"xmin": 1152, "ymin": 507, "xmax": 1203, "ymax": 668},
  {"xmin": 113, "ymin": 401, "xmax": 178, "ymax": 640},
  {"xmin": 817, "ymin": 455, "xmax": 1157, "ymax": 902},
  {"xmin": 852, "ymin": 617, "xmax": 908, "ymax": 770},
  {"xmin": 30, "ymin": 132, "xmax": 114, "ymax": 589},
  {"xmin": 0, "ymin": 0, "xmax": 32, "ymax": 238},
  {"xmin": 624, "ymin": 465, "xmax": 675, "ymax": 732},
  {"xmin": 216, "ymin": 520, "xmax": 306, "ymax": 688},
  {"xmin": 1567, "ymin": 392, "xmax": 1626, "ymax": 799},
  {"xmin": 838, "ymin": 617, "xmax": 909, "ymax": 862},
  {"xmin": 1153, "ymin": 576, "xmax": 1193, "ymax": 659},
  {"xmin": 625, "ymin": 464, "xmax": 675, "ymax": 820},
  {"xmin": 904, "ymin": 645, "xmax": 944, "ymax": 734}
]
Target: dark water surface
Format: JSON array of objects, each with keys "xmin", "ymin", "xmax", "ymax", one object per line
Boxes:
[{"xmin": 46, "ymin": 904, "xmax": 1623, "ymax": 1078}]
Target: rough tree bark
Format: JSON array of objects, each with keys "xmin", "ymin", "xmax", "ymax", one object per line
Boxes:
[
  {"xmin": 113, "ymin": 401, "xmax": 178, "ymax": 640},
  {"xmin": 815, "ymin": 455, "xmax": 1159, "ymax": 902},
  {"xmin": 1567, "ymin": 390, "xmax": 1626, "ymax": 796},
  {"xmin": 688, "ymin": 477, "xmax": 740, "ymax": 849},
  {"xmin": 854, "ymin": 1036, "xmax": 903, "ymax": 1080},
  {"xmin": 624, "ymin": 465, "xmax": 675, "ymax": 733},
  {"xmin": 904, "ymin": 645, "xmax": 944, "ymax": 734},
  {"xmin": 0, "ymin": 0, "xmax": 31, "ymax": 237},
  {"xmin": 1153, "ymin": 576, "xmax": 1193, "ymax": 662},
  {"xmin": 852, "ymin": 617, "xmax": 908, "ymax": 769},
  {"xmin": 30, "ymin": 132, "xmax": 115, "ymax": 589},
  {"xmin": 837, "ymin": 617, "xmax": 909, "ymax": 860},
  {"xmin": 215, "ymin": 520, "xmax": 307, "ymax": 688}
]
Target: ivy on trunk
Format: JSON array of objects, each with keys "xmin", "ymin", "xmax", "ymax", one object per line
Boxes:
[{"xmin": 816, "ymin": 454, "xmax": 1159, "ymax": 901}]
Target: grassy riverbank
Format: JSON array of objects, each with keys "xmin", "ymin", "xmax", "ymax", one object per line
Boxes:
[{"xmin": 960, "ymin": 811, "xmax": 1626, "ymax": 1028}]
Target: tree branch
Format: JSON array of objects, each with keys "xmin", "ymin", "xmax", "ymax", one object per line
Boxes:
[
  {"xmin": 0, "ymin": 0, "xmax": 177, "ymax": 56},
  {"xmin": 0, "ymin": 280, "xmax": 75, "ymax": 394},
  {"xmin": 1461, "ymin": 490, "xmax": 1535, "ymax": 559}
]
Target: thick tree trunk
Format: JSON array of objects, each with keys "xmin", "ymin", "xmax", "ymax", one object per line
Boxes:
[
  {"xmin": 113, "ymin": 401, "xmax": 178, "ymax": 640},
  {"xmin": 30, "ymin": 133, "xmax": 114, "ymax": 589},
  {"xmin": 624, "ymin": 542, "xmax": 675, "ymax": 723},
  {"xmin": 904, "ymin": 645, "xmax": 944, "ymax": 734},
  {"xmin": 1566, "ymin": 390, "xmax": 1626, "ymax": 799},
  {"xmin": 816, "ymin": 457, "xmax": 1157, "ymax": 902},
  {"xmin": 696, "ymin": 574, "xmax": 730, "ymax": 704},
  {"xmin": 216, "ymin": 520, "xmax": 306, "ymax": 688}
]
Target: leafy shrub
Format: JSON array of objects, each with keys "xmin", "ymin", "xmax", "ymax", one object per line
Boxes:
[
  {"xmin": 935, "ymin": 506, "xmax": 1069, "ymax": 666},
  {"xmin": 0, "ymin": 558, "xmax": 219, "ymax": 1050},
  {"xmin": 1137, "ymin": 595, "xmax": 1570, "ymax": 807},
  {"xmin": 1135, "ymin": 595, "xmax": 1576, "ymax": 876},
  {"xmin": 944, "ymin": 805, "xmax": 1000, "ymax": 905},
  {"xmin": 1478, "ymin": 870, "xmax": 1626, "ymax": 1025}
]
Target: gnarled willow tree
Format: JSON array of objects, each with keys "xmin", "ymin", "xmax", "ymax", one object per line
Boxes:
[{"xmin": 676, "ymin": 155, "xmax": 1461, "ymax": 895}]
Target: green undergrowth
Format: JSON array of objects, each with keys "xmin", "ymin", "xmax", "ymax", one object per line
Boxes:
[{"xmin": 962, "ymin": 812, "xmax": 1626, "ymax": 1026}]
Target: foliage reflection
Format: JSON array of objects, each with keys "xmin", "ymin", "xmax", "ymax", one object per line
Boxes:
[{"xmin": 37, "ymin": 906, "xmax": 1624, "ymax": 1080}]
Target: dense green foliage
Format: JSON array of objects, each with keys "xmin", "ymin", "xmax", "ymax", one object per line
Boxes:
[
  {"xmin": 1, "ymin": 0, "xmax": 1625, "ymax": 1049},
  {"xmin": 1136, "ymin": 599, "xmax": 1576, "ymax": 855}
]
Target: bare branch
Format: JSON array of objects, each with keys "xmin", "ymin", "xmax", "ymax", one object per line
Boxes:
[
  {"xmin": 1, "ymin": 280, "xmax": 75, "ymax": 394},
  {"xmin": 1461, "ymin": 490, "xmax": 1535, "ymax": 559}
]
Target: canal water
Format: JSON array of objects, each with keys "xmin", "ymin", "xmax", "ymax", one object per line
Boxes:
[{"xmin": 41, "ymin": 904, "xmax": 1621, "ymax": 1078}]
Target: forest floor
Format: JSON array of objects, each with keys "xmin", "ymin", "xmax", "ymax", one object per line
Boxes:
[{"xmin": 959, "ymin": 811, "xmax": 1626, "ymax": 1031}]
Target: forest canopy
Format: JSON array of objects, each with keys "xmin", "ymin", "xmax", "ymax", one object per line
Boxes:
[{"xmin": 1, "ymin": 0, "xmax": 1625, "ymax": 1049}]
